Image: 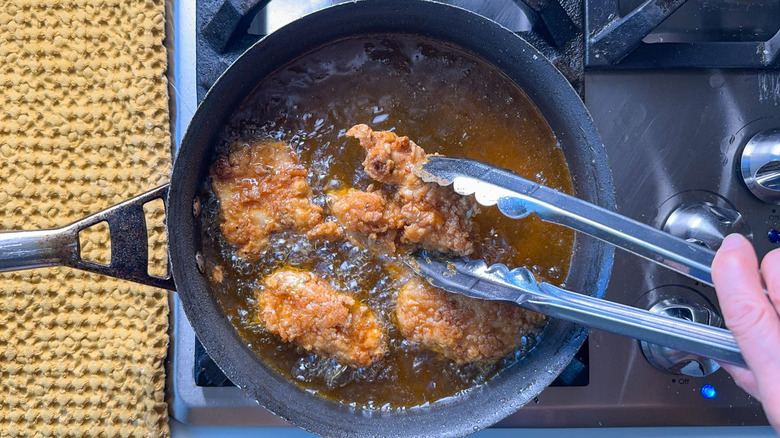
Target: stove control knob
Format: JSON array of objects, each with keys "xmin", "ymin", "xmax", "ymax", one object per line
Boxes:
[
  {"xmin": 663, "ymin": 202, "xmax": 750, "ymax": 250},
  {"xmin": 741, "ymin": 128, "xmax": 780, "ymax": 204},
  {"xmin": 640, "ymin": 298, "xmax": 722, "ymax": 377}
]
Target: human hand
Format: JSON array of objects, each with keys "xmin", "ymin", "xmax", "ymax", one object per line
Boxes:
[{"xmin": 712, "ymin": 233, "xmax": 780, "ymax": 433}]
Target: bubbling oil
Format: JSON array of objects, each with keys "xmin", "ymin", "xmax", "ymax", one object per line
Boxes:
[{"xmin": 198, "ymin": 35, "xmax": 575, "ymax": 408}]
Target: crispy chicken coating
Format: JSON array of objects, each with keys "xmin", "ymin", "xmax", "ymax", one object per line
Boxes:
[
  {"xmin": 396, "ymin": 278, "xmax": 546, "ymax": 364},
  {"xmin": 340, "ymin": 124, "xmax": 477, "ymax": 255},
  {"xmin": 347, "ymin": 123, "xmax": 427, "ymax": 186},
  {"xmin": 329, "ymin": 188, "xmax": 403, "ymax": 253},
  {"xmin": 259, "ymin": 270, "xmax": 387, "ymax": 368},
  {"xmin": 394, "ymin": 177, "xmax": 477, "ymax": 256},
  {"xmin": 210, "ymin": 139, "xmax": 341, "ymax": 260}
]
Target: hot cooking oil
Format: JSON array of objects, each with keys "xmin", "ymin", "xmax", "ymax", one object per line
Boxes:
[{"xmin": 198, "ymin": 35, "xmax": 574, "ymax": 408}]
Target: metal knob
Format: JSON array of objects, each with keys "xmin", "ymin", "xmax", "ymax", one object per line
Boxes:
[
  {"xmin": 741, "ymin": 128, "xmax": 780, "ymax": 204},
  {"xmin": 663, "ymin": 201, "xmax": 751, "ymax": 250},
  {"xmin": 640, "ymin": 298, "xmax": 722, "ymax": 377}
]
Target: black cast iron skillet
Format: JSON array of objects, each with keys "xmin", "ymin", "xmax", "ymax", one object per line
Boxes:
[{"xmin": 0, "ymin": 1, "xmax": 615, "ymax": 436}]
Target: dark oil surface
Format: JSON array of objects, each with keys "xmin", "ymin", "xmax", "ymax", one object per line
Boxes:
[{"xmin": 198, "ymin": 36, "xmax": 575, "ymax": 408}]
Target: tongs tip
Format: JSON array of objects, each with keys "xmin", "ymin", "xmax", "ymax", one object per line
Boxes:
[{"xmin": 414, "ymin": 155, "xmax": 458, "ymax": 187}]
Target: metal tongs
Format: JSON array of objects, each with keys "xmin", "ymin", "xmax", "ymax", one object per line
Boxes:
[{"xmin": 411, "ymin": 156, "xmax": 745, "ymax": 367}]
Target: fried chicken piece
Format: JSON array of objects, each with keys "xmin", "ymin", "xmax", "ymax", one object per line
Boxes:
[
  {"xmin": 210, "ymin": 139, "xmax": 341, "ymax": 260},
  {"xmin": 306, "ymin": 220, "xmax": 344, "ymax": 242},
  {"xmin": 329, "ymin": 188, "xmax": 403, "ymax": 253},
  {"xmin": 347, "ymin": 123, "xmax": 427, "ymax": 186},
  {"xmin": 343, "ymin": 124, "xmax": 477, "ymax": 255},
  {"xmin": 395, "ymin": 278, "xmax": 546, "ymax": 364},
  {"xmin": 259, "ymin": 270, "xmax": 387, "ymax": 368},
  {"xmin": 394, "ymin": 177, "xmax": 477, "ymax": 256}
]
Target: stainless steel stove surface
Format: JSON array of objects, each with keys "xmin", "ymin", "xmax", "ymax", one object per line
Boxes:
[{"xmin": 166, "ymin": 0, "xmax": 780, "ymax": 432}]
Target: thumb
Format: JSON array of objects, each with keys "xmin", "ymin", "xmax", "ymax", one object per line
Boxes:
[{"xmin": 712, "ymin": 234, "xmax": 780, "ymax": 431}]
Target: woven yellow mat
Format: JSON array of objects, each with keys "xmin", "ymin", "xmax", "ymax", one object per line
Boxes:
[{"xmin": 0, "ymin": 0, "xmax": 171, "ymax": 436}]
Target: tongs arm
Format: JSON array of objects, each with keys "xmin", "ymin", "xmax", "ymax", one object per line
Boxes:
[
  {"xmin": 528, "ymin": 281, "xmax": 744, "ymax": 367},
  {"xmin": 421, "ymin": 156, "xmax": 716, "ymax": 286},
  {"xmin": 410, "ymin": 255, "xmax": 745, "ymax": 368}
]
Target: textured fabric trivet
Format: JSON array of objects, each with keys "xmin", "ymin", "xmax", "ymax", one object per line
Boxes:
[{"xmin": 0, "ymin": 0, "xmax": 171, "ymax": 436}]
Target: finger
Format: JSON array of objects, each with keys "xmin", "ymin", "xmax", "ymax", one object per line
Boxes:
[
  {"xmin": 712, "ymin": 234, "xmax": 764, "ymax": 335},
  {"xmin": 712, "ymin": 234, "xmax": 780, "ymax": 430},
  {"xmin": 758, "ymin": 247, "xmax": 780, "ymax": 431},
  {"xmin": 761, "ymin": 248, "xmax": 780, "ymax": 315}
]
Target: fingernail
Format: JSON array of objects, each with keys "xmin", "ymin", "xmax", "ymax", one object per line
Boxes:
[{"xmin": 720, "ymin": 234, "xmax": 745, "ymax": 251}]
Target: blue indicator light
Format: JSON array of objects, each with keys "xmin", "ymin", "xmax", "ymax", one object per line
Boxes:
[
  {"xmin": 701, "ymin": 384, "xmax": 717, "ymax": 399},
  {"xmin": 768, "ymin": 229, "xmax": 780, "ymax": 244}
]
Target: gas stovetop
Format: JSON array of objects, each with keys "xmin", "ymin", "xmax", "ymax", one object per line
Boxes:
[{"xmin": 166, "ymin": 0, "xmax": 779, "ymax": 428}]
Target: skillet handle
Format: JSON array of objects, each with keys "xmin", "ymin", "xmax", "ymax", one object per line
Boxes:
[{"xmin": 0, "ymin": 185, "xmax": 176, "ymax": 291}]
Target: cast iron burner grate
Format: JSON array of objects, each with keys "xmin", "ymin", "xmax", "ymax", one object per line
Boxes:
[{"xmin": 586, "ymin": 0, "xmax": 780, "ymax": 68}]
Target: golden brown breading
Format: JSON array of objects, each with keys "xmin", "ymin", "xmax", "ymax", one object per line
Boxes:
[
  {"xmin": 329, "ymin": 188, "xmax": 403, "ymax": 253},
  {"xmin": 395, "ymin": 278, "xmax": 546, "ymax": 364},
  {"xmin": 259, "ymin": 270, "xmax": 387, "ymax": 368},
  {"xmin": 305, "ymin": 220, "xmax": 344, "ymax": 242},
  {"xmin": 394, "ymin": 177, "xmax": 477, "ymax": 256},
  {"xmin": 211, "ymin": 265, "xmax": 224, "ymax": 283},
  {"xmin": 342, "ymin": 124, "xmax": 477, "ymax": 256},
  {"xmin": 347, "ymin": 123, "xmax": 427, "ymax": 186},
  {"xmin": 210, "ymin": 139, "xmax": 340, "ymax": 260}
]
